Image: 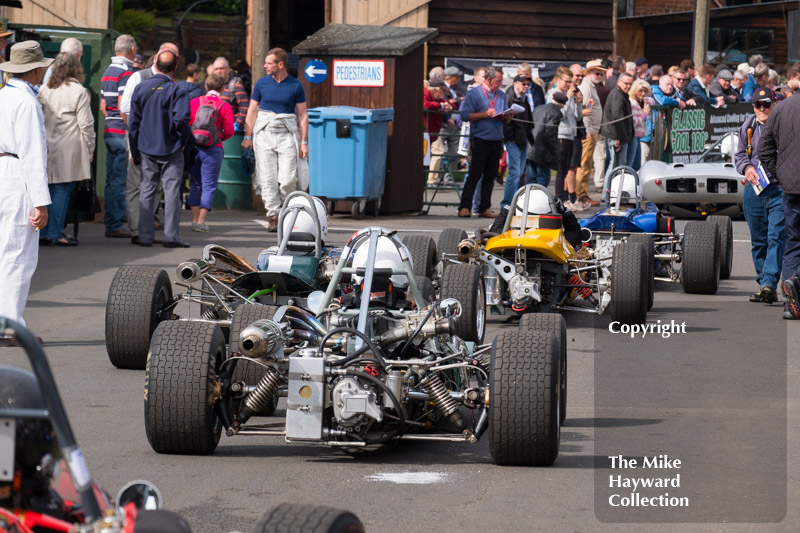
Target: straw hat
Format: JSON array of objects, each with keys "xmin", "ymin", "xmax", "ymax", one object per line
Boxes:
[
  {"xmin": 0, "ymin": 41, "xmax": 55, "ymax": 73},
  {"xmin": 584, "ymin": 59, "xmax": 605, "ymax": 73}
]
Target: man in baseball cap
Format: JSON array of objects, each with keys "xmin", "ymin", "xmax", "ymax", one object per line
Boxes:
[
  {"xmin": 734, "ymin": 86, "xmax": 785, "ymax": 313},
  {"xmin": 0, "ymin": 41, "xmax": 54, "ymax": 339}
]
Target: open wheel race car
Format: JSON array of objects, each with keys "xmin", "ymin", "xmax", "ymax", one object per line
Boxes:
[
  {"xmin": 639, "ymin": 132, "xmax": 744, "ymax": 216},
  {"xmin": 582, "ymin": 167, "xmax": 732, "ymax": 304},
  {"xmin": 438, "ymin": 184, "xmax": 652, "ymax": 325},
  {"xmin": 105, "ymin": 192, "xmax": 341, "ymax": 371},
  {"xmin": 143, "ymin": 226, "xmax": 566, "ymax": 466}
]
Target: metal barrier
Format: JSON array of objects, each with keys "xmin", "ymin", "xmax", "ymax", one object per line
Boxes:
[{"xmin": 423, "ymin": 108, "xmax": 469, "ymax": 213}]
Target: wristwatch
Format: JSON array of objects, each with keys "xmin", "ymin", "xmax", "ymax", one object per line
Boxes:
[
  {"xmin": 243, "ymin": 136, "xmax": 252, "ymax": 140},
  {"xmin": 301, "ymin": 141, "xmax": 308, "ymax": 145}
]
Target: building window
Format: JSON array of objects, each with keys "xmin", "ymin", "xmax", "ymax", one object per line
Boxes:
[
  {"xmin": 617, "ymin": 0, "xmax": 634, "ymax": 18},
  {"xmin": 707, "ymin": 27, "xmax": 774, "ymax": 64}
]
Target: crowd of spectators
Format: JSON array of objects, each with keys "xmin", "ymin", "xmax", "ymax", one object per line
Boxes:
[{"xmin": 424, "ymin": 52, "xmax": 800, "ymax": 216}]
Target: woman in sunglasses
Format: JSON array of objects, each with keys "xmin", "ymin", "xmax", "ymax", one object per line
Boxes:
[{"xmin": 734, "ymin": 87, "xmax": 786, "ymax": 314}]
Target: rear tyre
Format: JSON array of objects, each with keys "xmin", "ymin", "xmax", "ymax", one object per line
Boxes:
[
  {"xmin": 255, "ymin": 503, "xmax": 365, "ymax": 533},
  {"xmin": 681, "ymin": 221, "xmax": 720, "ymax": 294},
  {"xmin": 415, "ymin": 276, "xmax": 434, "ymax": 303},
  {"xmin": 144, "ymin": 321, "xmax": 226, "ymax": 454},
  {"xmin": 707, "ymin": 215, "xmax": 733, "ymax": 280},
  {"xmin": 490, "ymin": 330, "xmax": 561, "ymax": 466},
  {"xmin": 440, "ymin": 263, "xmax": 485, "ymax": 343},
  {"xmin": 519, "ymin": 313, "xmax": 567, "ymax": 424},
  {"xmin": 402, "ymin": 234, "xmax": 437, "ymax": 279},
  {"xmin": 437, "ymin": 228, "xmax": 468, "ymax": 260},
  {"xmin": 105, "ymin": 266, "xmax": 173, "ymax": 369},
  {"xmin": 229, "ymin": 304, "xmax": 280, "ymax": 417},
  {"xmin": 610, "ymin": 242, "xmax": 648, "ymax": 324},
  {"xmin": 627, "ymin": 234, "xmax": 655, "ymax": 311}
]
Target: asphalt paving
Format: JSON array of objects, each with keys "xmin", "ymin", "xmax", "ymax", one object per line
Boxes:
[{"xmin": 2, "ymin": 185, "xmax": 798, "ymax": 533}]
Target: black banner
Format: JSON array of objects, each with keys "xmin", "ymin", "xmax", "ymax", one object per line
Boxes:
[
  {"xmin": 666, "ymin": 103, "xmax": 752, "ymax": 163},
  {"xmin": 444, "ymin": 57, "xmax": 571, "ymax": 90}
]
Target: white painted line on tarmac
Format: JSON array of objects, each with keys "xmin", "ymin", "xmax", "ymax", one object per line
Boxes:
[
  {"xmin": 251, "ymin": 219, "xmax": 442, "ymax": 234},
  {"xmin": 366, "ymin": 472, "xmax": 449, "ymax": 484}
]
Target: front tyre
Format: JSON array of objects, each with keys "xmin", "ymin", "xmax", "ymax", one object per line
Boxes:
[
  {"xmin": 440, "ymin": 262, "xmax": 485, "ymax": 343},
  {"xmin": 681, "ymin": 221, "xmax": 720, "ymax": 294},
  {"xmin": 105, "ymin": 266, "xmax": 173, "ymax": 370},
  {"xmin": 707, "ymin": 215, "xmax": 733, "ymax": 280},
  {"xmin": 519, "ymin": 313, "xmax": 567, "ymax": 424},
  {"xmin": 610, "ymin": 242, "xmax": 648, "ymax": 324},
  {"xmin": 490, "ymin": 330, "xmax": 561, "ymax": 466},
  {"xmin": 144, "ymin": 321, "xmax": 226, "ymax": 454},
  {"xmin": 255, "ymin": 503, "xmax": 365, "ymax": 533}
]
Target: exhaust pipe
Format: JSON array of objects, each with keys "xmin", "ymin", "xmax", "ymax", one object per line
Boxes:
[
  {"xmin": 457, "ymin": 239, "xmax": 476, "ymax": 262},
  {"xmin": 238, "ymin": 319, "xmax": 284, "ymax": 359},
  {"xmin": 176, "ymin": 259, "xmax": 209, "ymax": 284}
]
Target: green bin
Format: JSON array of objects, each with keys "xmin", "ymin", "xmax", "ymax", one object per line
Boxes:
[{"xmin": 213, "ymin": 132, "xmax": 252, "ymax": 209}]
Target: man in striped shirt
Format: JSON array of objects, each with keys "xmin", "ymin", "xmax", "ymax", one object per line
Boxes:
[
  {"xmin": 100, "ymin": 34, "xmax": 137, "ymax": 238},
  {"xmin": 211, "ymin": 57, "xmax": 249, "ymax": 129}
]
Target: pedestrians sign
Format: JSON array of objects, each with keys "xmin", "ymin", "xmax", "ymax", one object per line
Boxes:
[
  {"xmin": 305, "ymin": 60, "xmax": 328, "ymax": 84},
  {"xmin": 332, "ymin": 60, "xmax": 385, "ymax": 87}
]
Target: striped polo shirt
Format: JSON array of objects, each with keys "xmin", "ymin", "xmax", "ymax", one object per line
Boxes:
[{"xmin": 101, "ymin": 56, "xmax": 134, "ymax": 137}]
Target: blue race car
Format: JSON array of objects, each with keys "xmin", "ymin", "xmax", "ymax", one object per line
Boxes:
[{"xmin": 580, "ymin": 167, "xmax": 731, "ymax": 306}]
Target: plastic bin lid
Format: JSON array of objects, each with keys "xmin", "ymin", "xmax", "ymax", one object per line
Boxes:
[{"xmin": 307, "ymin": 105, "xmax": 394, "ymax": 123}]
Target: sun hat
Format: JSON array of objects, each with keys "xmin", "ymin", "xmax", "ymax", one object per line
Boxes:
[{"xmin": 0, "ymin": 41, "xmax": 55, "ymax": 73}]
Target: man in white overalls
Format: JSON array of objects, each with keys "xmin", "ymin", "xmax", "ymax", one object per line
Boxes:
[
  {"xmin": 0, "ymin": 42, "xmax": 53, "ymax": 340},
  {"xmin": 242, "ymin": 47, "xmax": 308, "ymax": 232}
]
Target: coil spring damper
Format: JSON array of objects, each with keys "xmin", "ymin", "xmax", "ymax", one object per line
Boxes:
[
  {"xmin": 425, "ymin": 372, "xmax": 464, "ymax": 429},
  {"xmin": 568, "ymin": 274, "xmax": 597, "ymax": 305},
  {"xmin": 236, "ymin": 368, "xmax": 282, "ymax": 424}
]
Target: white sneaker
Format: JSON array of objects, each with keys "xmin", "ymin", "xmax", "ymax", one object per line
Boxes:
[{"xmin": 565, "ymin": 200, "xmax": 585, "ymax": 212}]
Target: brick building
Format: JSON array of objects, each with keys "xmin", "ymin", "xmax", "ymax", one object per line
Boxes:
[{"xmin": 617, "ymin": 0, "xmax": 800, "ymax": 70}]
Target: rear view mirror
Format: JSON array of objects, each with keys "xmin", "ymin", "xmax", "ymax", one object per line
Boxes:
[{"xmin": 116, "ymin": 480, "xmax": 163, "ymax": 513}]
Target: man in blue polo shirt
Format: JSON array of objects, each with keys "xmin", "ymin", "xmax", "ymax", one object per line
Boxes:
[
  {"xmin": 128, "ymin": 50, "xmax": 192, "ymax": 248},
  {"xmin": 242, "ymin": 47, "xmax": 308, "ymax": 231},
  {"xmin": 458, "ymin": 66, "xmax": 508, "ymax": 218}
]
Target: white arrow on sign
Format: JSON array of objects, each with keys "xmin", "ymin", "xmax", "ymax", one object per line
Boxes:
[{"xmin": 305, "ymin": 64, "xmax": 326, "ymax": 78}]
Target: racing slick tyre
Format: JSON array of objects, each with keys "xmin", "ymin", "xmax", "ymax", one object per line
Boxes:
[
  {"xmin": 402, "ymin": 234, "xmax": 437, "ymax": 280},
  {"xmin": 105, "ymin": 266, "xmax": 173, "ymax": 370},
  {"xmin": 657, "ymin": 215, "xmax": 676, "ymax": 235},
  {"xmin": 437, "ymin": 228, "xmax": 468, "ymax": 261},
  {"xmin": 707, "ymin": 215, "xmax": 733, "ymax": 280},
  {"xmin": 490, "ymin": 330, "xmax": 561, "ymax": 466},
  {"xmin": 228, "ymin": 303, "xmax": 280, "ymax": 417},
  {"xmin": 627, "ymin": 234, "xmax": 655, "ymax": 311},
  {"xmin": 610, "ymin": 242, "xmax": 648, "ymax": 325},
  {"xmin": 256, "ymin": 503, "xmax": 365, "ymax": 533},
  {"xmin": 144, "ymin": 321, "xmax": 226, "ymax": 454},
  {"xmin": 440, "ymin": 262, "xmax": 485, "ymax": 343},
  {"xmin": 519, "ymin": 313, "xmax": 567, "ymax": 424},
  {"xmin": 415, "ymin": 276, "xmax": 434, "ymax": 303},
  {"xmin": 681, "ymin": 221, "xmax": 720, "ymax": 295}
]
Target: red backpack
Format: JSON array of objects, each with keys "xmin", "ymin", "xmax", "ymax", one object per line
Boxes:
[{"xmin": 192, "ymin": 96, "xmax": 221, "ymax": 147}]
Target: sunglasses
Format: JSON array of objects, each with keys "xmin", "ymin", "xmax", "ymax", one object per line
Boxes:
[
  {"xmin": 673, "ymin": 77, "xmax": 686, "ymax": 82},
  {"xmin": 520, "ymin": 82, "xmax": 531, "ymax": 86},
  {"xmin": 754, "ymin": 102, "xmax": 772, "ymax": 109}
]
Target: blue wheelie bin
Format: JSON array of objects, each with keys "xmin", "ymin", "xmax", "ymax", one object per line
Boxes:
[{"xmin": 307, "ymin": 106, "xmax": 393, "ymax": 218}]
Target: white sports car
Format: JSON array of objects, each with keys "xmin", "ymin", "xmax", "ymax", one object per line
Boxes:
[{"xmin": 639, "ymin": 132, "xmax": 743, "ymax": 216}]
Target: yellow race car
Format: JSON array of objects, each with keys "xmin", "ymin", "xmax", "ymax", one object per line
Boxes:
[{"xmin": 438, "ymin": 184, "xmax": 650, "ymax": 326}]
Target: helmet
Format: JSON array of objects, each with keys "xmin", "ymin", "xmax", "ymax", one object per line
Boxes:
[
  {"xmin": 608, "ymin": 171, "xmax": 639, "ymax": 204},
  {"xmin": 514, "ymin": 188, "xmax": 554, "ymax": 215},
  {"xmin": 719, "ymin": 132, "xmax": 738, "ymax": 161},
  {"xmin": 0, "ymin": 366, "xmax": 59, "ymax": 505},
  {"xmin": 351, "ymin": 236, "xmax": 410, "ymax": 289},
  {"xmin": 281, "ymin": 195, "xmax": 328, "ymax": 243}
]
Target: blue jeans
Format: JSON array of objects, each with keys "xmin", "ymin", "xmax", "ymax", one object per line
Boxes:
[
  {"xmin": 626, "ymin": 138, "xmax": 642, "ymax": 171},
  {"xmin": 42, "ymin": 182, "xmax": 77, "ymax": 241},
  {"xmin": 502, "ymin": 142, "xmax": 525, "ymax": 209},
  {"xmin": 743, "ymin": 184, "xmax": 785, "ymax": 289},
  {"xmin": 602, "ymin": 140, "xmax": 630, "ymax": 201},
  {"xmin": 782, "ymin": 192, "xmax": 800, "ymax": 280},
  {"xmin": 472, "ymin": 179, "xmax": 483, "ymax": 213},
  {"xmin": 189, "ymin": 146, "xmax": 223, "ymax": 210},
  {"xmin": 104, "ymin": 135, "xmax": 128, "ymax": 232},
  {"xmin": 526, "ymin": 160, "xmax": 551, "ymax": 188}
]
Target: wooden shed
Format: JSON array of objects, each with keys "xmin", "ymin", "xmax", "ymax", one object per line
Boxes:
[
  {"xmin": 1, "ymin": 0, "xmax": 110, "ymax": 28},
  {"xmin": 293, "ymin": 24, "xmax": 438, "ymax": 214}
]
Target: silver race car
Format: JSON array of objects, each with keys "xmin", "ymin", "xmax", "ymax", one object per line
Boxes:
[{"xmin": 639, "ymin": 132, "xmax": 743, "ymax": 216}]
